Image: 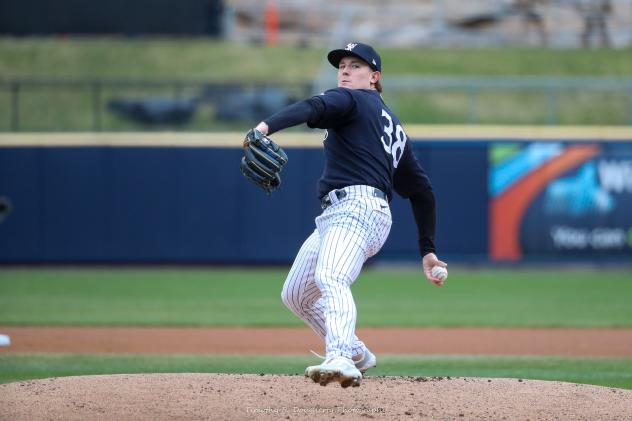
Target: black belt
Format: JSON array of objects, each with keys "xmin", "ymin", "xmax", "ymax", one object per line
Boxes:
[{"xmin": 321, "ymin": 188, "xmax": 387, "ymax": 210}]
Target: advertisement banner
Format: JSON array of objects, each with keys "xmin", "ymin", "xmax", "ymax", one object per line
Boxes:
[{"xmin": 490, "ymin": 142, "xmax": 632, "ymax": 261}]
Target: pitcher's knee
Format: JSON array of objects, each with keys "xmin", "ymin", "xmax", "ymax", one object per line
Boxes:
[
  {"xmin": 314, "ymin": 268, "xmax": 352, "ymax": 292},
  {"xmin": 281, "ymin": 286, "xmax": 302, "ymax": 315}
]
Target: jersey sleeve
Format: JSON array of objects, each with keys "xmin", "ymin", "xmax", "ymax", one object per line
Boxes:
[
  {"xmin": 263, "ymin": 88, "xmax": 355, "ymax": 134},
  {"xmin": 306, "ymin": 88, "xmax": 356, "ymax": 129},
  {"xmin": 393, "ymin": 143, "xmax": 432, "ymax": 198},
  {"xmin": 263, "ymin": 98, "xmax": 318, "ymax": 135},
  {"xmin": 394, "ymin": 144, "xmax": 437, "ymax": 256}
]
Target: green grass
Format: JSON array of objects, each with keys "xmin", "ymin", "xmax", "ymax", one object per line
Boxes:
[
  {"xmin": 1, "ymin": 354, "xmax": 630, "ymax": 389},
  {"xmin": 1, "ymin": 39, "xmax": 630, "ymax": 79},
  {"xmin": 0, "ymin": 38, "xmax": 320, "ymax": 81},
  {"xmin": 1, "ymin": 38, "xmax": 630, "ymax": 129},
  {"xmin": 0, "ymin": 268, "xmax": 631, "ymax": 327},
  {"xmin": 1, "ymin": 268, "xmax": 630, "ymax": 390}
]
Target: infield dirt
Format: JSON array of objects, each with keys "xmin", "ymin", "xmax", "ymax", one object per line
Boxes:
[
  {"xmin": 2, "ymin": 326, "xmax": 632, "ymax": 356},
  {"xmin": 2, "ymin": 373, "xmax": 632, "ymax": 420}
]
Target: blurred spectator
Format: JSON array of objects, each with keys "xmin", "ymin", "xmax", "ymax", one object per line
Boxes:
[
  {"xmin": 511, "ymin": 0, "xmax": 548, "ymax": 46},
  {"xmin": 576, "ymin": 0, "xmax": 612, "ymax": 47}
]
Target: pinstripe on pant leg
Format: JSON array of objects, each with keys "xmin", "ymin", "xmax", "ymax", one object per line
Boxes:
[
  {"xmin": 281, "ymin": 229, "xmax": 327, "ymax": 338},
  {"xmin": 283, "ymin": 186, "xmax": 392, "ymax": 360},
  {"xmin": 281, "ymin": 228, "xmax": 370, "ymax": 355},
  {"xmin": 314, "ymin": 213, "xmax": 368, "ymax": 359},
  {"xmin": 313, "ymin": 189, "xmax": 392, "ymax": 360}
]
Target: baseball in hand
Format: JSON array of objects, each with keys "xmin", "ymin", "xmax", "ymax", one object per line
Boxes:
[{"xmin": 431, "ymin": 266, "xmax": 448, "ymax": 281}]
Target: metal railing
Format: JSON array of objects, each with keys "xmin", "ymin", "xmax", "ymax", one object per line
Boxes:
[
  {"xmin": 1, "ymin": 76, "xmax": 631, "ymax": 131},
  {"xmin": 2, "ymin": 78, "xmax": 201, "ymax": 132},
  {"xmin": 0, "ymin": 78, "xmax": 312, "ymax": 132},
  {"xmin": 382, "ymin": 75, "xmax": 632, "ymax": 125}
]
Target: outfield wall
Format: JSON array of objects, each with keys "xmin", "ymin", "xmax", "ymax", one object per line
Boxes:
[{"xmin": 1, "ymin": 127, "xmax": 631, "ymax": 264}]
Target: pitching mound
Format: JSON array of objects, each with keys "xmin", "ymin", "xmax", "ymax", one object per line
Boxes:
[{"xmin": 1, "ymin": 374, "xmax": 631, "ymax": 420}]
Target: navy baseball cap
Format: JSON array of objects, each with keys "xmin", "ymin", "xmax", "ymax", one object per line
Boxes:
[{"xmin": 327, "ymin": 42, "xmax": 381, "ymax": 72}]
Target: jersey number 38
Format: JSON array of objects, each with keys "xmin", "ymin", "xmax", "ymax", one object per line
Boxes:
[{"xmin": 380, "ymin": 109, "xmax": 406, "ymax": 168}]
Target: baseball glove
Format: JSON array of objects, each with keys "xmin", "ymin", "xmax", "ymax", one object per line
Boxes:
[{"xmin": 240, "ymin": 129, "xmax": 288, "ymax": 194}]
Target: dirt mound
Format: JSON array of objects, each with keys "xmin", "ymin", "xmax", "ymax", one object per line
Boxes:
[{"xmin": 1, "ymin": 373, "xmax": 630, "ymax": 420}]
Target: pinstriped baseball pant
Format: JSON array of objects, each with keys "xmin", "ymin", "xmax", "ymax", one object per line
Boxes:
[{"xmin": 281, "ymin": 185, "xmax": 392, "ymax": 360}]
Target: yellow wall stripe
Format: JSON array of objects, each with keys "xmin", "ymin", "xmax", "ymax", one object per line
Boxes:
[
  {"xmin": 0, "ymin": 132, "xmax": 323, "ymax": 148},
  {"xmin": 1, "ymin": 126, "xmax": 631, "ymax": 148}
]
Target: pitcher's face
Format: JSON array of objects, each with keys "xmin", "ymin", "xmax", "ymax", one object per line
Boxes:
[{"xmin": 337, "ymin": 57, "xmax": 380, "ymax": 90}]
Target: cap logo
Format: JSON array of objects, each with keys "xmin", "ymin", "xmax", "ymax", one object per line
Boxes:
[
  {"xmin": 372, "ymin": 59, "xmax": 377, "ymax": 66},
  {"xmin": 345, "ymin": 43, "xmax": 357, "ymax": 51}
]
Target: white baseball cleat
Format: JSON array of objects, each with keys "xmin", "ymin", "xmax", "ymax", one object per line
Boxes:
[
  {"xmin": 353, "ymin": 348, "xmax": 377, "ymax": 374},
  {"xmin": 305, "ymin": 356, "xmax": 362, "ymax": 388}
]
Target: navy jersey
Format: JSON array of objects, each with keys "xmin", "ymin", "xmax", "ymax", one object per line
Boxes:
[
  {"xmin": 308, "ymin": 88, "xmax": 431, "ymax": 201},
  {"xmin": 263, "ymin": 86, "xmax": 436, "ymax": 255}
]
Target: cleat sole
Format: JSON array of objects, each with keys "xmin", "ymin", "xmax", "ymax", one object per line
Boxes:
[{"xmin": 305, "ymin": 360, "xmax": 363, "ymax": 388}]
